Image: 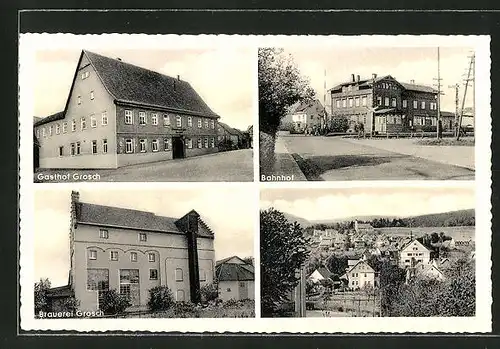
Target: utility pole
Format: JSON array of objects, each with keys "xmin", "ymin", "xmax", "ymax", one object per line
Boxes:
[
  {"xmin": 323, "ymin": 68, "xmax": 328, "ymax": 133},
  {"xmin": 448, "ymin": 83, "xmax": 460, "ymax": 137},
  {"xmin": 433, "ymin": 47, "xmax": 443, "ymax": 139},
  {"xmin": 457, "ymin": 53, "xmax": 475, "ymax": 141}
]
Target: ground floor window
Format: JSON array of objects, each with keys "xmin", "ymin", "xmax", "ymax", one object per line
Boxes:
[
  {"xmin": 70, "ymin": 143, "xmax": 75, "ymax": 156},
  {"xmin": 87, "ymin": 268, "xmax": 109, "ymax": 292},
  {"xmin": 210, "ymin": 137, "xmax": 215, "ymax": 148},
  {"xmin": 176, "ymin": 290, "xmax": 185, "ymax": 301},
  {"xmin": 120, "ymin": 269, "xmax": 140, "ymax": 305},
  {"xmin": 92, "ymin": 140, "xmax": 97, "ymax": 154},
  {"xmin": 76, "ymin": 142, "xmax": 81, "ymax": 155},
  {"xmin": 149, "ymin": 269, "xmax": 158, "ymax": 280},
  {"xmin": 125, "ymin": 139, "xmax": 133, "ymax": 153},
  {"xmin": 152, "ymin": 139, "xmax": 159, "ymax": 152},
  {"xmin": 204, "ymin": 137, "xmax": 208, "ymax": 148},
  {"xmin": 186, "ymin": 138, "xmax": 193, "ymax": 149},
  {"xmin": 164, "ymin": 138, "xmax": 169, "ymax": 151},
  {"xmin": 58, "ymin": 146, "xmax": 64, "ymax": 157},
  {"xmin": 103, "ymin": 139, "xmax": 108, "ymax": 153},
  {"xmin": 197, "ymin": 138, "xmax": 202, "ymax": 149},
  {"xmin": 139, "ymin": 139, "xmax": 147, "ymax": 152}
]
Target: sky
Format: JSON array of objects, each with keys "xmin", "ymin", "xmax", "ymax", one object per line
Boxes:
[
  {"xmin": 34, "ymin": 187, "xmax": 254, "ymax": 287},
  {"xmin": 284, "ymin": 47, "xmax": 475, "ymax": 114},
  {"xmin": 260, "ymin": 187, "xmax": 475, "ymax": 222},
  {"xmin": 34, "ymin": 48, "xmax": 254, "ymax": 130}
]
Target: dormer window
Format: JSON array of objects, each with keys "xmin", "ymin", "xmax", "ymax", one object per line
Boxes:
[
  {"xmin": 90, "ymin": 91, "xmax": 94, "ymax": 100},
  {"xmin": 77, "ymin": 96, "xmax": 81, "ymax": 105}
]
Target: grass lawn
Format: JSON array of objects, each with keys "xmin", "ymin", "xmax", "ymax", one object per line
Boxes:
[{"xmin": 415, "ymin": 137, "xmax": 474, "ymax": 147}]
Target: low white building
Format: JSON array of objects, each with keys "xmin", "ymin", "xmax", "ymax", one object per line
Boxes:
[{"xmin": 215, "ymin": 256, "xmax": 255, "ymax": 301}]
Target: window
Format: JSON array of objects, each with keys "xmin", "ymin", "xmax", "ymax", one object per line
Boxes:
[
  {"xmin": 130, "ymin": 252, "xmax": 137, "ymax": 262},
  {"xmin": 125, "ymin": 139, "xmax": 133, "ymax": 153},
  {"xmin": 119, "ymin": 269, "xmax": 139, "ymax": 298},
  {"xmin": 392, "ymin": 98, "xmax": 397, "ymax": 107},
  {"xmin": 139, "ymin": 139, "xmax": 147, "ymax": 152},
  {"xmin": 211, "ymin": 120, "xmax": 215, "ymax": 129},
  {"xmin": 110, "ymin": 251, "xmax": 118, "ymax": 261},
  {"xmin": 139, "ymin": 233, "xmax": 147, "ymax": 242},
  {"xmin": 355, "ymin": 97, "xmax": 360, "ymax": 107},
  {"xmin": 103, "ymin": 139, "xmax": 108, "ymax": 153},
  {"xmin": 81, "ymin": 117, "xmax": 86, "ymax": 130},
  {"xmin": 149, "ymin": 269, "xmax": 158, "ymax": 280},
  {"xmin": 348, "ymin": 98, "xmax": 353, "ymax": 107},
  {"xmin": 197, "ymin": 138, "xmax": 202, "ymax": 148},
  {"xmin": 138, "ymin": 111, "xmax": 146, "ymax": 125},
  {"xmin": 99, "ymin": 229, "xmax": 109, "ymax": 239},
  {"xmin": 336, "ymin": 99, "xmax": 341, "ymax": 108},
  {"xmin": 421, "ymin": 101, "xmax": 426, "ymax": 109},
  {"xmin": 148, "ymin": 253, "xmax": 156, "ymax": 262},
  {"xmin": 152, "ymin": 113, "xmax": 158, "ymax": 125},
  {"xmin": 163, "ymin": 114, "xmax": 171, "ymax": 127},
  {"xmin": 36, "ymin": 129, "xmax": 40, "ymax": 138},
  {"xmin": 204, "ymin": 138, "xmax": 209, "ymax": 148},
  {"xmin": 186, "ymin": 138, "xmax": 193, "ymax": 149},
  {"xmin": 72, "ymin": 119, "xmax": 76, "ymax": 132},
  {"xmin": 377, "ymin": 96, "xmax": 382, "ymax": 106},
  {"xmin": 58, "ymin": 146, "xmax": 64, "ymax": 157},
  {"xmin": 77, "ymin": 96, "xmax": 81, "ymax": 105},
  {"xmin": 210, "ymin": 137, "xmax": 215, "ymax": 148},
  {"xmin": 81, "ymin": 71, "xmax": 90, "ymax": 80},
  {"xmin": 384, "ymin": 97, "xmax": 390, "ymax": 106},
  {"xmin": 175, "ymin": 268, "xmax": 183, "ymax": 281},
  {"xmin": 63, "ymin": 122, "xmax": 68, "ymax": 133},
  {"xmin": 87, "ymin": 269, "xmax": 109, "ymax": 293},
  {"xmin": 362, "ymin": 96, "xmax": 367, "ymax": 106},
  {"xmin": 342, "ymin": 99, "xmax": 347, "ymax": 108},
  {"xmin": 176, "ymin": 290, "xmax": 185, "ymax": 301},
  {"xmin": 89, "ymin": 250, "xmax": 97, "ymax": 260},
  {"xmin": 227, "ymin": 288, "xmax": 232, "ymax": 292},
  {"xmin": 204, "ymin": 119, "xmax": 209, "ymax": 128},
  {"xmin": 92, "ymin": 140, "xmax": 97, "ymax": 154},
  {"xmin": 199, "ymin": 270, "xmax": 206, "ymax": 282},
  {"xmin": 198, "ymin": 118, "xmax": 202, "ymax": 128},
  {"xmin": 76, "ymin": 142, "xmax": 81, "ymax": 155},
  {"xmin": 187, "ymin": 116, "xmax": 192, "ymax": 127},
  {"xmin": 176, "ymin": 115, "xmax": 182, "ymax": 128},
  {"xmin": 70, "ymin": 143, "xmax": 75, "ymax": 156},
  {"xmin": 90, "ymin": 91, "xmax": 94, "ymax": 100},
  {"xmin": 164, "ymin": 138, "xmax": 170, "ymax": 151},
  {"xmin": 42, "ymin": 128, "xmax": 46, "ymax": 138},
  {"xmin": 413, "ymin": 100, "xmax": 418, "ymax": 109},
  {"xmin": 151, "ymin": 139, "xmax": 159, "ymax": 152},
  {"xmin": 91, "ymin": 115, "xmax": 97, "ymax": 128},
  {"xmin": 55, "ymin": 124, "xmax": 60, "ymax": 135},
  {"xmin": 48, "ymin": 126, "xmax": 53, "ymax": 136},
  {"xmin": 403, "ymin": 100, "xmax": 407, "ymax": 108},
  {"xmin": 125, "ymin": 110, "xmax": 133, "ymax": 124}
]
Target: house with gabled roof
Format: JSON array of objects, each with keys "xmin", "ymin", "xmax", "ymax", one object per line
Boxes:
[
  {"xmin": 329, "ymin": 73, "xmax": 439, "ymax": 135},
  {"xmin": 399, "ymin": 239, "xmax": 431, "ymax": 268},
  {"xmin": 280, "ymin": 98, "xmax": 325, "ymax": 134},
  {"xmin": 341, "ymin": 259, "xmax": 379, "ymax": 289},
  {"xmin": 215, "ymin": 256, "xmax": 254, "ymax": 301},
  {"xmin": 308, "ymin": 266, "xmax": 333, "ymax": 283},
  {"xmin": 53, "ymin": 191, "xmax": 216, "ymax": 312},
  {"xmin": 34, "ymin": 50, "xmax": 220, "ymax": 169}
]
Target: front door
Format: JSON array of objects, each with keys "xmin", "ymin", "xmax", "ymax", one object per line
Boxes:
[
  {"xmin": 172, "ymin": 136, "xmax": 185, "ymax": 159},
  {"xmin": 375, "ymin": 116, "xmax": 386, "ymax": 133}
]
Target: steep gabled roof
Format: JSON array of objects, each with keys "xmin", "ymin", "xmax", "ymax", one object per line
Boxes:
[
  {"xmin": 218, "ymin": 122, "xmax": 242, "ymax": 136},
  {"xmin": 329, "ymin": 74, "xmax": 438, "ymax": 95},
  {"xmin": 84, "ymin": 51, "xmax": 219, "ymax": 118},
  {"xmin": 76, "ymin": 202, "xmax": 214, "ymax": 238},
  {"xmin": 215, "ymin": 257, "xmax": 255, "ymax": 281},
  {"xmin": 316, "ymin": 267, "xmax": 333, "ymax": 279}
]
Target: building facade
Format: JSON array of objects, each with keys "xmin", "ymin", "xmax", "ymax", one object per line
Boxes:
[
  {"xmin": 330, "ymin": 74, "xmax": 440, "ymax": 134},
  {"xmin": 67, "ymin": 191, "xmax": 215, "ymax": 311},
  {"xmin": 344, "ymin": 260, "xmax": 379, "ymax": 289},
  {"xmin": 215, "ymin": 256, "xmax": 255, "ymax": 301},
  {"xmin": 34, "ymin": 50, "xmax": 220, "ymax": 169},
  {"xmin": 399, "ymin": 239, "xmax": 431, "ymax": 268},
  {"xmin": 281, "ymin": 99, "xmax": 325, "ymax": 134}
]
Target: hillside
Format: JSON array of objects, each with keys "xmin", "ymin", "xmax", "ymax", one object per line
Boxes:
[
  {"xmin": 282, "ymin": 212, "xmax": 311, "ymax": 228},
  {"xmin": 407, "ymin": 209, "xmax": 475, "ymax": 227}
]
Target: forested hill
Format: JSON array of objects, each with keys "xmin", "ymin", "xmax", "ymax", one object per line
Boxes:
[
  {"xmin": 407, "ymin": 209, "xmax": 475, "ymax": 227},
  {"xmin": 282, "ymin": 212, "xmax": 311, "ymax": 228}
]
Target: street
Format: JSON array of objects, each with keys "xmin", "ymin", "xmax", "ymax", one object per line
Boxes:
[
  {"xmin": 35, "ymin": 149, "xmax": 253, "ymax": 182},
  {"xmin": 278, "ymin": 135, "xmax": 474, "ymax": 181}
]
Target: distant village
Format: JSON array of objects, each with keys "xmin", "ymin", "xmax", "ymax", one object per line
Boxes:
[{"xmin": 304, "ymin": 216, "xmax": 475, "ymax": 294}]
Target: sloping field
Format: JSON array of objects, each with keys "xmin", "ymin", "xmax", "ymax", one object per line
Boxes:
[{"xmin": 375, "ymin": 226, "xmax": 475, "ymax": 241}]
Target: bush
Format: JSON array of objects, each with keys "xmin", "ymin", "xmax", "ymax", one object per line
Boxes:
[
  {"xmin": 200, "ymin": 283, "xmax": 219, "ymax": 303},
  {"xmin": 222, "ymin": 299, "xmax": 240, "ymax": 308},
  {"xmin": 61, "ymin": 296, "xmax": 80, "ymax": 313},
  {"xmin": 328, "ymin": 117, "xmax": 349, "ymax": 133},
  {"xmin": 99, "ymin": 289, "xmax": 131, "ymax": 315},
  {"xmin": 147, "ymin": 285, "xmax": 175, "ymax": 311},
  {"xmin": 34, "ymin": 278, "xmax": 51, "ymax": 313},
  {"xmin": 278, "ymin": 121, "xmax": 296, "ymax": 133},
  {"xmin": 173, "ymin": 301, "xmax": 197, "ymax": 316}
]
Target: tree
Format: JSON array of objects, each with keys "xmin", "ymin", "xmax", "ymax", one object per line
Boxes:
[
  {"xmin": 34, "ymin": 278, "xmax": 51, "ymax": 313},
  {"xmin": 379, "ymin": 262, "xmax": 406, "ymax": 316},
  {"xmin": 242, "ymin": 256, "xmax": 254, "ymax": 266},
  {"xmin": 328, "ymin": 117, "xmax": 349, "ymax": 133},
  {"xmin": 100, "ymin": 289, "xmax": 131, "ymax": 315},
  {"xmin": 326, "ymin": 255, "xmax": 348, "ymax": 276},
  {"xmin": 260, "ymin": 208, "xmax": 311, "ymax": 316},
  {"xmin": 258, "ymin": 48, "xmax": 315, "ymax": 174}
]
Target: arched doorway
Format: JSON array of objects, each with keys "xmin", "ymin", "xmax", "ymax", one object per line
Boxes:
[{"xmin": 172, "ymin": 136, "xmax": 185, "ymax": 159}]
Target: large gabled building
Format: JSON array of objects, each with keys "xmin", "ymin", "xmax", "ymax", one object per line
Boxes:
[
  {"xmin": 34, "ymin": 50, "xmax": 220, "ymax": 169},
  {"xmin": 56, "ymin": 191, "xmax": 216, "ymax": 312},
  {"xmin": 329, "ymin": 74, "xmax": 439, "ymax": 135}
]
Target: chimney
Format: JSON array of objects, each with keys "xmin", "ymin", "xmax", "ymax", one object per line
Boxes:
[
  {"xmin": 351, "ymin": 74, "xmax": 355, "ymax": 82},
  {"xmin": 356, "ymin": 75, "xmax": 360, "ymax": 82},
  {"xmin": 177, "ymin": 75, "xmax": 180, "ymax": 81},
  {"xmin": 372, "ymin": 73, "xmax": 377, "ymax": 80},
  {"xmin": 410, "ymin": 79, "xmax": 415, "ymax": 84},
  {"xmin": 176, "ymin": 210, "xmax": 202, "ymax": 303}
]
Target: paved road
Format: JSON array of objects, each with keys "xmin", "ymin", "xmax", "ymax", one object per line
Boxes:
[
  {"xmin": 280, "ymin": 136, "xmax": 474, "ymax": 181},
  {"xmin": 35, "ymin": 149, "xmax": 254, "ymax": 182}
]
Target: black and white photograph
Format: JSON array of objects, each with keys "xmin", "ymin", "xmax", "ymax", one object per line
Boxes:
[
  {"xmin": 32, "ymin": 187, "xmax": 255, "ymax": 320},
  {"xmin": 260, "ymin": 187, "xmax": 479, "ymax": 319},
  {"xmin": 259, "ymin": 46, "xmax": 482, "ymax": 181},
  {"xmin": 24, "ymin": 35, "xmax": 254, "ymax": 182}
]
